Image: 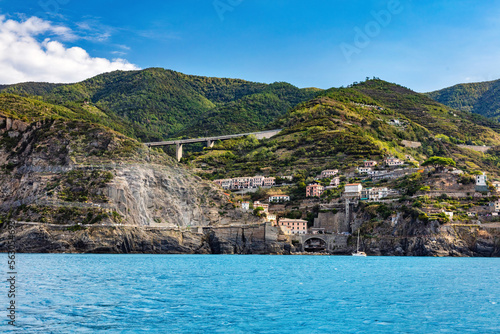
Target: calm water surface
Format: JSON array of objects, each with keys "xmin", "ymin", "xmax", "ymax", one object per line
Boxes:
[{"xmin": 2, "ymin": 254, "xmax": 499, "ymax": 333}]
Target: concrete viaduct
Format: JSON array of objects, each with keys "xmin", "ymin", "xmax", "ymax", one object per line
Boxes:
[{"xmin": 145, "ymin": 129, "xmax": 282, "ymax": 161}]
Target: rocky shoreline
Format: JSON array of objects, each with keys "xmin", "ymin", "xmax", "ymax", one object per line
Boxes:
[{"xmin": 1, "ymin": 222, "xmax": 498, "ymax": 256}]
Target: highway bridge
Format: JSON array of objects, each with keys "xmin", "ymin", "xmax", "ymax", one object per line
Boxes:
[{"xmin": 145, "ymin": 129, "xmax": 282, "ymax": 161}]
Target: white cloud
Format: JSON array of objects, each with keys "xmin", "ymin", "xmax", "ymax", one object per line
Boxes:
[{"xmin": 0, "ymin": 16, "xmax": 139, "ymax": 84}]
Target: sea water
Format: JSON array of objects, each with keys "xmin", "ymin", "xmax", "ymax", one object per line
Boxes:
[{"xmin": 2, "ymin": 254, "xmax": 499, "ymax": 333}]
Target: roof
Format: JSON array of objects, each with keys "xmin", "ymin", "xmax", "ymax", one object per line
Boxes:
[
  {"xmin": 279, "ymin": 218, "xmax": 308, "ymax": 223},
  {"xmin": 345, "ymin": 183, "xmax": 361, "ymax": 186}
]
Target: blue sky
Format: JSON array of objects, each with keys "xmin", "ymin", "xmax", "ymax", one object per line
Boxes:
[{"xmin": 1, "ymin": 0, "xmax": 500, "ymax": 91}]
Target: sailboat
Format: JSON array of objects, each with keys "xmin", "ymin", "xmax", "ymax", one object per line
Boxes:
[{"xmin": 352, "ymin": 229, "xmax": 367, "ymax": 256}]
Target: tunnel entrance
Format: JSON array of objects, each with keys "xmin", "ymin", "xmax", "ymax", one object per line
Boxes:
[{"xmin": 304, "ymin": 238, "xmax": 327, "ymax": 252}]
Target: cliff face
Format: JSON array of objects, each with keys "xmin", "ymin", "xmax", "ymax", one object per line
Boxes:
[
  {"xmin": 349, "ymin": 208, "xmax": 500, "ymax": 257},
  {"xmin": 0, "ymin": 116, "xmax": 258, "ymax": 229},
  {"xmin": 0, "ymin": 223, "xmax": 293, "ymax": 255}
]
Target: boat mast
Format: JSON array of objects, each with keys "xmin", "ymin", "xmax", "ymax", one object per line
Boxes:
[{"xmin": 357, "ymin": 230, "xmax": 360, "ymax": 252}]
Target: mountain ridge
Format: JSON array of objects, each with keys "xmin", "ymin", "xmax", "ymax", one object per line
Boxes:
[
  {"xmin": 426, "ymin": 78, "xmax": 500, "ymax": 119},
  {"xmin": 192, "ymin": 79, "xmax": 500, "ymax": 181},
  {"xmin": 0, "ymin": 68, "xmax": 320, "ymax": 142}
]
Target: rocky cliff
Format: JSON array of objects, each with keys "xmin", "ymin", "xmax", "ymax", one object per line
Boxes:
[
  {"xmin": 346, "ymin": 206, "xmax": 500, "ymax": 257},
  {"xmin": 0, "ymin": 112, "xmax": 265, "ymax": 240},
  {"xmin": 0, "ymin": 223, "xmax": 294, "ymax": 255},
  {"xmin": 0, "ymin": 105, "xmax": 499, "ymax": 256}
]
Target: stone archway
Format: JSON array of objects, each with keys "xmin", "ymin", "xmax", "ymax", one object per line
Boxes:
[{"xmin": 303, "ymin": 237, "xmax": 327, "ymax": 252}]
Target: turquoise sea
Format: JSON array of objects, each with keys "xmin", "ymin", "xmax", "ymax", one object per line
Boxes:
[{"xmin": 2, "ymin": 254, "xmax": 499, "ymax": 333}]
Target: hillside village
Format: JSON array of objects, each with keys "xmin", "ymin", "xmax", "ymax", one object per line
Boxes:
[{"xmin": 211, "ymin": 154, "xmax": 500, "ymax": 249}]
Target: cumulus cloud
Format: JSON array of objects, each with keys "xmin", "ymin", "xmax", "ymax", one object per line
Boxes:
[{"xmin": 0, "ymin": 16, "xmax": 139, "ymax": 84}]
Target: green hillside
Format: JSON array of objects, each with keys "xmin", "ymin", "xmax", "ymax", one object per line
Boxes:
[
  {"xmin": 192, "ymin": 79, "xmax": 500, "ymax": 179},
  {"xmin": 4, "ymin": 73, "xmax": 500, "ymax": 180},
  {"xmin": 176, "ymin": 82, "xmax": 321, "ymax": 137},
  {"xmin": 0, "ymin": 94, "xmax": 167, "ymax": 168},
  {"xmin": 0, "ymin": 68, "xmax": 319, "ymax": 141},
  {"xmin": 426, "ymin": 79, "xmax": 500, "ymax": 119}
]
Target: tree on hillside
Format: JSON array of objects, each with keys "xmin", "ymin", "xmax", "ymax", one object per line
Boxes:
[{"xmin": 422, "ymin": 156, "xmax": 456, "ymax": 172}]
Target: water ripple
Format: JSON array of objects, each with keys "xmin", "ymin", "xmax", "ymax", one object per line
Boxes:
[{"xmin": 1, "ymin": 255, "xmax": 499, "ymax": 333}]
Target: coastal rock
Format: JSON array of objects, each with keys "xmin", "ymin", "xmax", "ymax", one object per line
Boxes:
[{"xmin": 0, "ymin": 223, "xmax": 292, "ymax": 255}]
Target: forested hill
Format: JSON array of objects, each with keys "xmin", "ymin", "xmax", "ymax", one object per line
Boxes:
[
  {"xmin": 426, "ymin": 79, "xmax": 500, "ymax": 119},
  {"xmin": 193, "ymin": 79, "xmax": 500, "ymax": 180},
  {"xmin": 0, "ymin": 68, "xmax": 320, "ymax": 141}
]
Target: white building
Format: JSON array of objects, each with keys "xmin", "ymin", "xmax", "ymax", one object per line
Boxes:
[
  {"xmin": 385, "ymin": 157, "xmax": 404, "ymax": 166},
  {"xmin": 344, "ymin": 183, "xmax": 363, "ymax": 198},
  {"xmin": 490, "ymin": 199, "xmax": 500, "ymax": 212},
  {"xmin": 241, "ymin": 202, "xmax": 250, "ymax": 210},
  {"xmin": 319, "ymin": 169, "xmax": 339, "ymax": 179},
  {"xmin": 476, "ymin": 173, "xmax": 486, "ymax": 185},
  {"xmin": 266, "ymin": 213, "xmax": 277, "ymax": 222},
  {"xmin": 357, "ymin": 167, "xmax": 372, "ymax": 174},
  {"xmin": 269, "ymin": 195, "xmax": 290, "ymax": 202},
  {"xmin": 388, "ymin": 119, "xmax": 402, "ymax": 126},
  {"xmin": 360, "ymin": 187, "xmax": 389, "ymax": 201},
  {"xmin": 475, "ymin": 173, "xmax": 488, "ymax": 192}
]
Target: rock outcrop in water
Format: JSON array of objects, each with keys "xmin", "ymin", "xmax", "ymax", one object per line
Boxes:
[{"xmin": 0, "ymin": 223, "xmax": 295, "ymax": 255}]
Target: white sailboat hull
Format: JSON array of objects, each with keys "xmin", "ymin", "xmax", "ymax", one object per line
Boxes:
[
  {"xmin": 352, "ymin": 230, "xmax": 366, "ymax": 256},
  {"xmin": 352, "ymin": 252, "xmax": 367, "ymax": 257}
]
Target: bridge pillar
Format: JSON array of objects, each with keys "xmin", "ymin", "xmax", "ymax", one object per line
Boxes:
[
  {"xmin": 175, "ymin": 143, "xmax": 183, "ymax": 162},
  {"xmin": 207, "ymin": 139, "xmax": 214, "ymax": 148}
]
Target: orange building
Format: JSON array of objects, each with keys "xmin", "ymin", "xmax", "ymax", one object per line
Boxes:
[
  {"xmin": 277, "ymin": 218, "xmax": 308, "ymax": 234},
  {"xmin": 306, "ymin": 184, "xmax": 324, "ymax": 197}
]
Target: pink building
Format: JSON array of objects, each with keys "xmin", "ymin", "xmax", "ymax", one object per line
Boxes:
[
  {"xmin": 277, "ymin": 218, "xmax": 308, "ymax": 234},
  {"xmin": 364, "ymin": 160, "xmax": 377, "ymax": 167},
  {"xmin": 330, "ymin": 177, "xmax": 340, "ymax": 187},
  {"xmin": 263, "ymin": 177, "xmax": 276, "ymax": 187},
  {"xmin": 253, "ymin": 201, "xmax": 269, "ymax": 213},
  {"xmin": 214, "ymin": 179, "xmax": 232, "ymax": 189},
  {"xmin": 306, "ymin": 184, "xmax": 324, "ymax": 197},
  {"xmin": 252, "ymin": 176, "xmax": 265, "ymax": 187}
]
